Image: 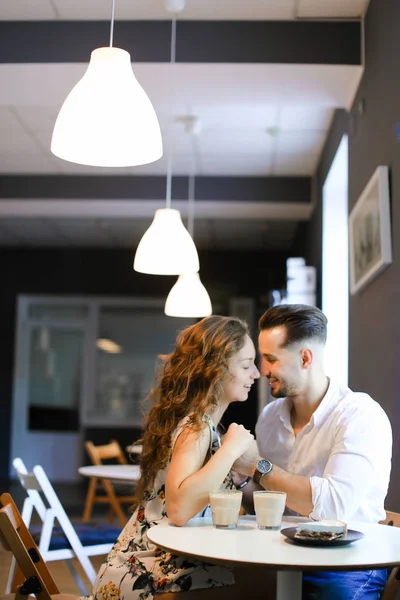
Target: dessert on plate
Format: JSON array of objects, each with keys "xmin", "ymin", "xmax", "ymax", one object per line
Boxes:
[{"xmin": 294, "ymin": 518, "xmax": 347, "ymax": 541}]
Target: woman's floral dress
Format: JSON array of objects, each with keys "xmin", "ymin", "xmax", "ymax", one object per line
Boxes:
[{"xmin": 91, "ymin": 415, "xmax": 235, "ymax": 600}]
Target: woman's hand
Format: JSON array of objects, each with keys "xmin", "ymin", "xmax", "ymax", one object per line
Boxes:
[
  {"xmin": 166, "ymin": 423, "xmax": 254, "ymax": 526},
  {"xmin": 231, "ymin": 439, "xmax": 260, "ymax": 476},
  {"xmin": 221, "ymin": 423, "xmax": 254, "ymax": 461},
  {"xmin": 230, "ymin": 469, "xmax": 249, "ymax": 487}
]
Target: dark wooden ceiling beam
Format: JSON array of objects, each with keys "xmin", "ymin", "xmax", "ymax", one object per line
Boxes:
[
  {"xmin": 0, "ymin": 20, "xmax": 361, "ymax": 65},
  {"xmin": 0, "ymin": 175, "xmax": 311, "ymax": 204}
]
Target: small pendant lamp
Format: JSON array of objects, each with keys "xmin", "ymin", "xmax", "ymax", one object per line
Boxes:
[
  {"xmin": 165, "ymin": 174, "xmax": 212, "ymax": 318},
  {"xmin": 51, "ymin": 0, "xmax": 162, "ymax": 167},
  {"xmin": 165, "ymin": 271, "xmax": 212, "ymax": 317},
  {"xmin": 133, "ymin": 159, "xmax": 200, "ymax": 275}
]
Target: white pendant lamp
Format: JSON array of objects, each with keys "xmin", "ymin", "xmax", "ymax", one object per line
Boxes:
[
  {"xmin": 165, "ymin": 272, "xmax": 212, "ymax": 317},
  {"xmin": 165, "ymin": 173, "xmax": 212, "ymax": 318},
  {"xmin": 133, "ymin": 160, "xmax": 199, "ymax": 275},
  {"xmin": 51, "ymin": 0, "xmax": 162, "ymax": 167},
  {"xmin": 134, "ymin": 208, "xmax": 200, "ymax": 275}
]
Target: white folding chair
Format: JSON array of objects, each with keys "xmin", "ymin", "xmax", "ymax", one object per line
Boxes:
[{"xmin": 12, "ymin": 458, "xmax": 121, "ymax": 595}]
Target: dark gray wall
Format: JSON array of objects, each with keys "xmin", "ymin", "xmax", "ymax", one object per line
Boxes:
[
  {"xmin": 347, "ymin": 0, "xmax": 400, "ymax": 509},
  {"xmin": 310, "ymin": 0, "xmax": 400, "ymax": 509}
]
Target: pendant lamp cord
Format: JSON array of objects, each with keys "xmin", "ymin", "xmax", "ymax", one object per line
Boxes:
[
  {"xmin": 166, "ymin": 156, "xmax": 172, "ymax": 209},
  {"xmin": 171, "ymin": 15, "xmax": 177, "ymax": 63},
  {"xmin": 165, "ymin": 12, "xmax": 178, "ymax": 209},
  {"xmin": 187, "ymin": 173, "xmax": 195, "ymax": 238},
  {"xmin": 109, "ymin": 0, "xmax": 116, "ymax": 47}
]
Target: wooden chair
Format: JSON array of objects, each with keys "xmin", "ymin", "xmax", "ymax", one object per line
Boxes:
[
  {"xmin": 0, "ymin": 492, "xmax": 78, "ymax": 600},
  {"xmin": 12, "ymin": 457, "xmax": 120, "ymax": 595},
  {"xmin": 82, "ymin": 440, "xmax": 135, "ymax": 526},
  {"xmin": 380, "ymin": 510, "xmax": 400, "ymax": 600}
]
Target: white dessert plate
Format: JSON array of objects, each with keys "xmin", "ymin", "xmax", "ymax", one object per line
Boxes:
[{"xmin": 280, "ymin": 527, "xmax": 365, "ymax": 547}]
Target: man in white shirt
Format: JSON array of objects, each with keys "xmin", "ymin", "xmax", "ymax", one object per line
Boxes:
[{"xmin": 234, "ymin": 304, "xmax": 392, "ymax": 600}]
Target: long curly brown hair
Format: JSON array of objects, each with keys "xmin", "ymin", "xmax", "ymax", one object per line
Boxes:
[{"xmin": 134, "ymin": 315, "xmax": 250, "ymax": 504}]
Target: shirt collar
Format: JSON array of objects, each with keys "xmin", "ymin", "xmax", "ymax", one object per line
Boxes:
[
  {"xmin": 278, "ymin": 397, "xmax": 294, "ymax": 432},
  {"xmin": 310, "ymin": 378, "xmax": 338, "ymax": 426},
  {"xmin": 278, "ymin": 378, "xmax": 338, "ymax": 431}
]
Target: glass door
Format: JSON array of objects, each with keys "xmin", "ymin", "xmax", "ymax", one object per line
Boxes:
[
  {"xmin": 28, "ymin": 326, "xmax": 84, "ymax": 432},
  {"xmin": 10, "ymin": 299, "xmax": 90, "ymax": 481}
]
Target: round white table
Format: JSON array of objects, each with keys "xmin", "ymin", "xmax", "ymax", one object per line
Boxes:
[
  {"xmin": 126, "ymin": 444, "xmax": 143, "ymax": 455},
  {"xmin": 147, "ymin": 515, "xmax": 400, "ymax": 600},
  {"xmin": 78, "ymin": 464, "xmax": 141, "ymax": 484},
  {"xmin": 78, "ymin": 465, "xmax": 141, "ymax": 526}
]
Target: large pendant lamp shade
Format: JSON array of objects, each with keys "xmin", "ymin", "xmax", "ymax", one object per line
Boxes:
[
  {"xmin": 134, "ymin": 208, "xmax": 199, "ymax": 275},
  {"xmin": 51, "ymin": 47, "xmax": 163, "ymax": 167},
  {"xmin": 165, "ymin": 272, "xmax": 212, "ymax": 317}
]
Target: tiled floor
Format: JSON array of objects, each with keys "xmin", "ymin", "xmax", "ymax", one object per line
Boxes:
[{"xmin": 0, "ymin": 479, "xmax": 122, "ymax": 596}]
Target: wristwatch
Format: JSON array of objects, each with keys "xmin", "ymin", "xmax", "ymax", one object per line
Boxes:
[{"xmin": 253, "ymin": 458, "xmax": 273, "ymax": 484}]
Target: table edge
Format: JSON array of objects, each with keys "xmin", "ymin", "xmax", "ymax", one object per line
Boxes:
[{"xmin": 147, "ymin": 524, "xmax": 400, "ymax": 572}]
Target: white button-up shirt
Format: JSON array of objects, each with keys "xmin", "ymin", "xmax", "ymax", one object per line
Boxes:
[{"xmin": 255, "ymin": 380, "xmax": 392, "ymax": 523}]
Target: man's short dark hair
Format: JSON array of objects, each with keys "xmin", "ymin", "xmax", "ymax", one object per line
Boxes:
[{"xmin": 258, "ymin": 304, "xmax": 327, "ymax": 347}]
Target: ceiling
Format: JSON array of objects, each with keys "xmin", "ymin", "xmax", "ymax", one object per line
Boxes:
[
  {"xmin": 0, "ymin": 0, "xmax": 370, "ymax": 21},
  {"xmin": 0, "ymin": 0, "xmax": 368, "ymax": 251}
]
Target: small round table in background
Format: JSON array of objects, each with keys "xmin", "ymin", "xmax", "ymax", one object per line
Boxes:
[{"xmin": 78, "ymin": 464, "xmax": 141, "ymax": 483}]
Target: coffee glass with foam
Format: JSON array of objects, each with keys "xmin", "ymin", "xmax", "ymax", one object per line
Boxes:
[
  {"xmin": 253, "ymin": 490, "xmax": 287, "ymax": 530},
  {"xmin": 209, "ymin": 490, "xmax": 243, "ymax": 529}
]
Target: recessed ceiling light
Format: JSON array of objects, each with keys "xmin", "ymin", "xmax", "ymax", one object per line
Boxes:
[
  {"xmin": 165, "ymin": 0, "xmax": 186, "ymax": 13},
  {"xmin": 96, "ymin": 338, "xmax": 123, "ymax": 354},
  {"xmin": 266, "ymin": 126, "xmax": 281, "ymax": 137},
  {"xmin": 177, "ymin": 115, "xmax": 203, "ymax": 136}
]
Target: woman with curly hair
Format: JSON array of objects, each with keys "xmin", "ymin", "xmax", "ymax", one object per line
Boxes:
[{"xmin": 91, "ymin": 315, "xmax": 260, "ymax": 600}]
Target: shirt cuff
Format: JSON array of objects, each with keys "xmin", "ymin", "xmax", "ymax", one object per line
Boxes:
[{"xmin": 308, "ymin": 475, "xmax": 325, "ymax": 520}]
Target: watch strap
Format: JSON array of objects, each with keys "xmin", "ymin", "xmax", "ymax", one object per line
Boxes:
[{"xmin": 235, "ymin": 476, "xmax": 251, "ymax": 490}]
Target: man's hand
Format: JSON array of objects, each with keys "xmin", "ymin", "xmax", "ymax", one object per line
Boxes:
[
  {"xmin": 231, "ymin": 439, "xmax": 260, "ymax": 477},
  {"xmin": 233, "ymin": 439, "xmax": 314, "ymax": 517}
]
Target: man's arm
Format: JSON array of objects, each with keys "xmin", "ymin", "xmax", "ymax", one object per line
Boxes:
[
  {"xmin": 234, "ymin": 397, "xmax": 393, "ymax": 521},
  {"xmin": 259, "ymin": 464, "xmax": 313, "ymax": 516},
  {"xmin": 232, "ymin": 441, "xmax": 313, "ymax": 517}
]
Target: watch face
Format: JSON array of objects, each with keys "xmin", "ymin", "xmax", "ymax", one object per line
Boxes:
[
  {"xmin": 257, "ymin": 459, "xmax": 272, "ymax": 474},
  {"xmin": 253, "ymin": 458, "xmax": 273, "ymax": 484}
]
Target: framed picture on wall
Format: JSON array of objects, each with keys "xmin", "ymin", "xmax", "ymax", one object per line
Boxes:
[{"xmin": 349, "ymin": 165, "xmax": 392, "ymax": 295}]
